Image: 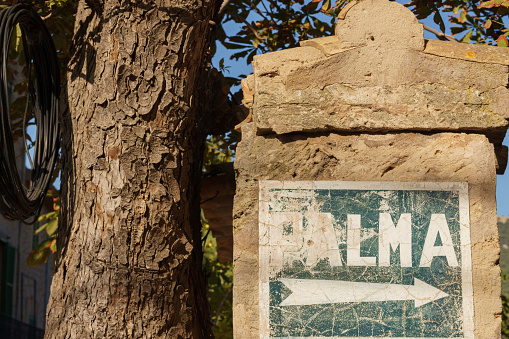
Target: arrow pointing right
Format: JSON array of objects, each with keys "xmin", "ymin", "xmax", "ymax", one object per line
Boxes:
[{"xmin": 279, "ymin": 278, "xmax": 448, "ymax": 308}]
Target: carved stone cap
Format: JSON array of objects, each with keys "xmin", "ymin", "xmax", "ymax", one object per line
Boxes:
[{"xmin": 335, "ymin": 0, "xmax": 424, "ymax": 51}]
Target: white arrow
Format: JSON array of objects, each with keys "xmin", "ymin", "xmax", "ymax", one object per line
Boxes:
[{"xmin": 279, "ymin": 278, "xmax": 448, "ymax": 308}]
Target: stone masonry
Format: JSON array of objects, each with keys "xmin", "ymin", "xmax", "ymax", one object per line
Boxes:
[{"xmin": 233, "ymin": 0, "xmax": 509, "ymax": 337}]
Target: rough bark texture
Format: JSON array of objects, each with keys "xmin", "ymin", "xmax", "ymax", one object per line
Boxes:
[{"xmin": 45, "ymin": 1, "xmax": 217, "ymax": 337}]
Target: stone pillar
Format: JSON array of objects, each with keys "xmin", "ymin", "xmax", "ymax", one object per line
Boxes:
[{"xmin": 233, "ymin": 0, "xmax": 509, "ymax": 337}]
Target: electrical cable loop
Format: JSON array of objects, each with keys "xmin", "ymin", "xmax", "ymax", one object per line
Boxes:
[{"xmin": 0, "ymin": 3, "xmax": 59, "ymax": 223}]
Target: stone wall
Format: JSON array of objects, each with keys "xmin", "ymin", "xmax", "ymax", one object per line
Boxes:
[{"xmin": 233, "ymin": 0, "xmax": 508, "ymax": 337}]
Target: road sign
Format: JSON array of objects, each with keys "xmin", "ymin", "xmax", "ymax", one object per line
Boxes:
[{"xmin": 259, "ymin": 181, "xmax": 474, "ymax": 339}]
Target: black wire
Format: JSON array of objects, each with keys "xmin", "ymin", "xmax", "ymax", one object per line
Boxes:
[{"xmin": 0, "ymin": 3, "xmax": 59, "ymax": 223}]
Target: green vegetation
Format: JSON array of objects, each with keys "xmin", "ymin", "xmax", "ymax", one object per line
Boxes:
[
  {"xmin": 500, "ymin": 217, "xmax": 509, "ymax": 294},
  {"xmin": 500, "ymin": 219, "xmax": 509, "ymax": 338},
  {"xmin": 202, "ymin": 216, "xmax": 234, "ymax": 339}
]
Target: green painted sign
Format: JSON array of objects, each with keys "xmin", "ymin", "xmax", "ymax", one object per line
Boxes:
[{"xmin": 259, "ymin": 181, "xmax": 474, "ymax": 339}]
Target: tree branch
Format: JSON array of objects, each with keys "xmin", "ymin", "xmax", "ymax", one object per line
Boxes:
[
  {"xmin": 402, "ymin": 1, "xmax": 458, "ymax": 42},
  {"xmin": 422, "ymin": 23, "xmax": 458, "ymax": 42},
  {"xmin": 249, "ymin": 0, "xmax": 270, "ymax": 21},
  {"xmin": 260, "ymin": 0, "xmax": 273, "ymax": 16},
  {"xmin": 218, "ymin": 0, "xmax": 231, "ymax": 15},
  {"xmin": 41, "ymin": 5, "xmax": 67, "ymax": 21},
  {"xmin": 225, "ymin": 10, "xmax": 268, "ymax": 45}
]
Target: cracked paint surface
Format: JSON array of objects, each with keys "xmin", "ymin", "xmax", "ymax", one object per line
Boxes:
[{"xmin": 259, "ymin": 181, "xmax": 474, "ymax": 338}]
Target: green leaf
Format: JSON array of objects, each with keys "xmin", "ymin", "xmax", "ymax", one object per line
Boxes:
[
  {"xmin": 497, "ymin": 34, "xmax": 508, "ymax": 47},
  {"xmin": 35, "ymin": 222, "xmax": 48, "ymax": 235},
  {"xmin": 27, "ymin": 247, "xmax": 51, "ymax": 268},
  {"xmin": 459, "ymin": 9, "xmax": 467, "ymax": 23},
  {"xmin": 433, "ymin": 12, "xmax": 445, "ymax": 32},
  {"xmin": 230, "ymin": 48, "xmax": 254, "ymax": 61},
  {"xmin": 478, "ymin": 0, "xmax": 496, "ymax": 8},
  {"xmin": 498, "ymin": 5, "xmax": 508, "ymax": 14},
  {"xmin": 221, "ymin": 41, "xmax": 253, "ymax": 50},
  {"xmin": 461, "ymin": 29, "xmax": 474, "ymax": 43},
  {"xmin": 50, "ymin": 239, "xmax": 57, "ymax": 253},
  {"xmin": 303, "ymin": 0, "xmax": 319, "ymax": 11},
  {"xmin": 46, "ymin": 190, "xmax": 60, "ymax": 197},
  {"xmin": 27, "ymin": 238, "xmax": 56, "ymax": 268},
  {"xmin": 38, "ymin": 210, "xmax": 57, "ymax": 222},
  {"xmin": 46, "ymin": 219, "xmax": 58, "ymax": 236},
  {"xmin": 450, "ymin": 26, "xmax": 467, "ymax": 35},
  {"xmin": 247, "ymin": 49, "xmax": 257, "ymax": 64},
  {"xmin": 321, "ymin": 0, "xmax": 331, "ymax": 12}
]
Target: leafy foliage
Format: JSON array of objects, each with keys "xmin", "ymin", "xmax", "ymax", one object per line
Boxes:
[
  {"xmin": 27, "ymin": 191, "xmax": 59, "ymax": 268},
  {"xmin": 27, "ymin": 237, "xmax": 57, "ymax": 268},
  {"xmin": 217, "ymin": 0, "xmax": 343, "ymax": 63},
  {"xmin": 202, "ymin": 213, "xmax": 234, "ymax": 338},
  {"xmin": 36, "ymin": 0, "xmax": 76, "ymax": 70},
  {"xmin": 203, "ymin": 132, "xmax": 240, "ymax": 170},
  {"xmin": 202, "ymin": 133, "xmax": 235, "ymax": 338},
  {"xmin": 411, "ymin": 0, "xmax": 509, "ymax": 45},
  {"xmin": 503, "ymin": 271, "xmax": 509, "ymax": 338}
]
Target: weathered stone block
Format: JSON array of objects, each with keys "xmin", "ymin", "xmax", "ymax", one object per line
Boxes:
[
  {"xmin": 423, "ymin": 39, "xmax": 509, "ymax": 66},
  {"xmin": 233, "ymin": 123, "xmax": 500, "ymax": 338},
  {"xmin": 249, "ymin": 0, "xmax": 509, "ymax": 140},
  {"xmin": 252, "ymin": 46, "xmax": 508, "ymax": 140}
]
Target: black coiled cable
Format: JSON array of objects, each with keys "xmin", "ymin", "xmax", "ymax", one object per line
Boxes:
[{"xmin": 0, "ymin": 3, "xmax": 59, "ymax": 222}]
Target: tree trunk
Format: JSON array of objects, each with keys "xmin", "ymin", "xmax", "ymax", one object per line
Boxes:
[{"xmin": 45, "ymin": 1, "xmax": 217, "ymax": 337}]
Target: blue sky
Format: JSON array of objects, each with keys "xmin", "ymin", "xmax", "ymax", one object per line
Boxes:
[{"xmin": 212, "ymin": 8, "xmax": 509, "ymax": 216}]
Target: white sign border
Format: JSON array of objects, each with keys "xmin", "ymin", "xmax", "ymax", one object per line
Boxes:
[{"xmin": 258, "ymin": 180, "xmax": 474, "ymax": 339}]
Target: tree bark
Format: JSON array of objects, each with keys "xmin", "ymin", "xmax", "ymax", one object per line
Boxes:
[{"xmin": 45, "ymin": 1, "xmax": 217, "ymax": 337}]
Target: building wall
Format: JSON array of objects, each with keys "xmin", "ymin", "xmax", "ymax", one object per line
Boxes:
[
  {"xmin": 0, "ymin": 213, "xmax": 53, "ymax": 330},
  {"xmin": 0, "ymin": 83, "xmax": 54, "ymax": 331}
]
